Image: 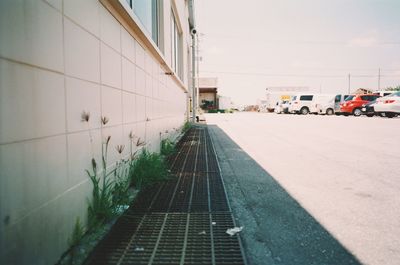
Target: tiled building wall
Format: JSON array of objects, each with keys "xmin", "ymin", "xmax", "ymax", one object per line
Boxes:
[{"xmin": 0, "ymin": 0, "xmax": 189, "ymax": 264}]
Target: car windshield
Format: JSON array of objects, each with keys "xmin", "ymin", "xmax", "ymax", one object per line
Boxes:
[
  {"xmin": 344, "ymin": 95, "xmax": 354, "ymax": 101},
  {"xmin": 390, "ymin": 91, "xmax": 400, "ymax": 97}
]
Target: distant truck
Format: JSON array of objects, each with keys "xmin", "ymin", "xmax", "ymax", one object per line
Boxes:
[{"xmin": 265, "ymin": 93, "xmax": 294, "ymax": 112}]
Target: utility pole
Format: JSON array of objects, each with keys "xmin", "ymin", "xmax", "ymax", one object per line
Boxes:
[
  {"xmin": 348, "ymin": 73, "xmax": 351, "ymax": 94},
  {"xmin": 196, "ymin": 34, "xmax": 200, "ymax": 110},
  {"xmin": 378, "ymin": 68, "xmax": 381, "ymax": 90},
  {"xmin": 191, "ymin": 29, "xmax": 197, "ymax": 123}
]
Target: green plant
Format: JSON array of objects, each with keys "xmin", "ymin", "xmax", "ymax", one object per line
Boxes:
[
  {"xmin": 112, "ymin": 159, "xmax": 131, "ymax": 208},
  {"xmin": 86, "ymin": 158, "xmax": 114, "ymax": 228},
  {"xmin": 182, "ymin": 121, "xmax": 192, "ymax": 133},
  {"xmin": 130, "ymin": 150, "xmax": 169, "ymax": 189},
  {"xmin": 160, "ymin": 138, "xmax": 176, "ymax": 157},
  {"xmin": 85, "ymin": 114, "xmax": 115, "ymax": 228},
  {"xmin": 68, "ymin": 217, "xmax": 85, "ymax": 248}
]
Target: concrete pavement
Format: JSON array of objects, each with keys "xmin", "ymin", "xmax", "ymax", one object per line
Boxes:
[
  {"xmin": 209, "ymin": 124, "xmax": 360, "ymax": 265},
  {"xmin": 206, "ymin": 112, "xmax": 400, "ymax": 265}
]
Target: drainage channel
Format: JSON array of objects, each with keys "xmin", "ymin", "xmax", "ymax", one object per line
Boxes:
[{"xmin": 85, "ymin": 126, "xmax": 246, "ymax": 265}]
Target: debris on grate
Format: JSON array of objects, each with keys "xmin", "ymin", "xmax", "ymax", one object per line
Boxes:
[
  {"xmin": 198, "ymin": 230, "xmax": 207, "ymax": 235},
  {"xmin": 212, "ymin": 222, "xmax": 216, "ymax": 225},
  {"xmin": 226, "ymin": 226, "xmax": 244, "ymax": 236},
  {"xmin": 134, "ymin": 246, "xmax": 145, "ymax": 252}
]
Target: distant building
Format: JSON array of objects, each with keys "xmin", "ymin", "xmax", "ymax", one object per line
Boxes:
[
  {"xmin": 353, "ymin": 88, "xmax": 374, "ymax": 94},
  {"xmin": 266, "ymin": 86, "xmax": 309, "ymax": 92},
  {"xmin": 199, "ymin": 77, "xmax": 218, "ymax": 110}
]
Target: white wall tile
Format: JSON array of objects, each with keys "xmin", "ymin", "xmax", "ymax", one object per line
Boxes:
[
  {"xmin": 135, "ymin": 42, "xmax": 145, "ymax": 69},
  {"xmin": 64, "ymin": 18, "xmax": 100, "ymax": 83},
  {"xmin": 153, "ymin": 61, "xmax": 161, "ymax": 81},
  {"xmin": 136, "ymin": 95, "xmax": 146, "ymax": 122},
  {"xmin": 0, "ymin": 60, "xmax": 65, "ymax": 144},
  {"xmin": 121, "ymin": 27, "xmax": 135, "ymax": 63},
  {"xmin": 101, "ymin": 43, "xmax": 122, "ymax": 89},
  {"xmin": 0, "ymin": 0, "xmax": 63, "ymax": 72},
  {"xmin": 100, "ymin": 5, "xmax": 121, "ymax": 52},
  {"xmin": 64, "ymin": 0, "xmax": 100, "ymax": 37},
  {"xmin": 122, "ymin": 92, "xmax": 136, "ymax": 124},
  {"xmin": 67, "ymin": 129, "xmax": 102, "ymax": 188},
  {"xmin": 66, "ymin": 77, "xmax": 101, "ymax": 133},
  {"xmin": 145, "ymin": 53, "xmax": 153, "ymax": 75},
  {"xmin": 153, "ymin": 78, "xmax": 160, "ymax": 99},
  {"xmin": 0, "ymin": 135, "xmax": 68, "ymax": 228},
  {"xmin": 146, "ymin": 74, "xmax": 153, "ymax": 98},
  {"xmin": 101, "ymin": 85, "xmax": 122, "ymax": 126},
  {"xmin": 159, "ymin": 65, "xmax": 166, "ymax": 85},
  {"xmin": 135, "ymin": 66, "xmax": 146, "ymax": 96},
  {"xmin": 122, "ymin": 57, "xmax": 135, "ymax": 93},
  {"xmin": 146, "ymin": 97, "xmax": 153, "ymax": 120}
]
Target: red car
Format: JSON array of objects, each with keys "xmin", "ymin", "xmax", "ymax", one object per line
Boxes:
[{"xmin": 340, "ymin": 94, "xmax": 381, "ymax": 116}]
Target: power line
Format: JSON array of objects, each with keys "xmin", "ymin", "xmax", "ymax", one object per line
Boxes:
[
  {"xmin": 204, "ymin": 35, "xmax": 400, "ymax": 46},
  {"xmin": 201, "ymin": 70, "xmax": 400, "ymax": 79},
  {"xmin": 200, "ymin": 63, "xmax": 400, "ymax": 72}
]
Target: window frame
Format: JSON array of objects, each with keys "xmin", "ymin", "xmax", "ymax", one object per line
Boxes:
[{"xmin": 170, "ymin": 8, "xmax": 183, "ymax": 80}]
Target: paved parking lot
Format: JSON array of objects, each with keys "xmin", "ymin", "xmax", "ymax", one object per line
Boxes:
[{"xmin": 206, "ymin": 112, "xmax": 400, "ymax": 265}]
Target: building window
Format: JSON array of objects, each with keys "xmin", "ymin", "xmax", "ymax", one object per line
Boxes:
[
  {"xmin": 125, "ymin": 0, "xmax": 163, "ymax": 50},
  {"xmin": 171, "ymin": 10, "xmax": 183, "ymax": 80}
]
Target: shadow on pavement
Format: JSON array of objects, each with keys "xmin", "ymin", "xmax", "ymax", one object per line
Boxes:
[{"xmin": 208, "ymin": 125, "xmax": 361, "ymax": 265}]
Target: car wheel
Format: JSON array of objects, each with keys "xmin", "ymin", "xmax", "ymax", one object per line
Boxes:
[
  {"xmin": 386, "ymin": 112, "xmax": 395, "ymax": 118},
  {"xmin": 353, "ymin": 108, "xmax": 362, "ymax": 117},
  {"xmin": 300, "ymin": 107, "xmax": 309, "ymax": 115},
  {"xmin": 326, "ymin": 108, "xmax": 334, "ymax": 115}
]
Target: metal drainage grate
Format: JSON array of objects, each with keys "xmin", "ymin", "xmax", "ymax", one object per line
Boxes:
[{"xmin": 85, "ymin": 127, "xmax": 246, "ymax": 265}]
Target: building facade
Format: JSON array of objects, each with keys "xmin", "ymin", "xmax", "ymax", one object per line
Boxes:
[{"xmin": 0, "ymin": 0, "xmax": 195, "ymax": 264}]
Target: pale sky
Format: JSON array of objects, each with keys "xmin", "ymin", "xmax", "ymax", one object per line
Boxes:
[{"xmin": 196, "ymin": 0, "xmax": 400, "ymax": 105}]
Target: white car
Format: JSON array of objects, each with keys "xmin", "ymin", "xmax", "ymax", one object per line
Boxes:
[
  {"xmin": 289, "ymin": 94, "xmax": 314, "ymax": 114},
  {"xmin": 373, "ymin": 91, "xmax": 400, "ymax": 118}
]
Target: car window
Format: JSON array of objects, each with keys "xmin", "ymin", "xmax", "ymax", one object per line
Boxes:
[
  {"xmin": 335, "ymin": 95, "xmax": 341, "ymax": 102},
  {"xmin": 344, "ymin": 95, "xmax": 354, "ymax": 101},
  {"xmin": 360, "ymin": 95, "xmax": 371, "ymax": 101},
  {"xmin": 300, "ymin": 95, "xmax": 313, "ymax": 101},
  {"xmin": 292, "ymin": 96, "xmax": 297, "ymax": 100},
  {"xmin": 383, "ymin": 93, "xmax": 391, "ymax": 96}
]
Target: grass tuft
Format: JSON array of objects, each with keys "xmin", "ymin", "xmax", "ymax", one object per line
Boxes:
[
  {"xmin": 160, "ymin": 138, "xmax": 176, "ymax": 157},
  {"xmin": 130, "ymin": 150, "xmax": 169, "ymax": 189}
]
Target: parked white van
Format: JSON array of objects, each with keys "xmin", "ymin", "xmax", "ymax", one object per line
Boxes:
[
  {"xmin": 288, "ymin": 94, "xmax": 315, "ymax": 114},
  {"xmin": 313, "ymin": 94, "xmax": 350, "ymax": 115},
  {"xmin": 310, "ymin": 94, "xmax": 336, "ymax": 114}
]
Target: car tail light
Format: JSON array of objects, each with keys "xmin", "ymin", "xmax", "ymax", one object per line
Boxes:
[
  {"xmin": 294, "ymin": 102, "xmax": 298, "ymax": 104},
  {"xmin": 384, "ymin": 100, "xmax": 395, "ymax": 104}
]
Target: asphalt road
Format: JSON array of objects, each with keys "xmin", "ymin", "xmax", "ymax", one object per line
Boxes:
[{"xmin": 206, "ymin": 112, "xmax": 400, "ymax": 265}]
